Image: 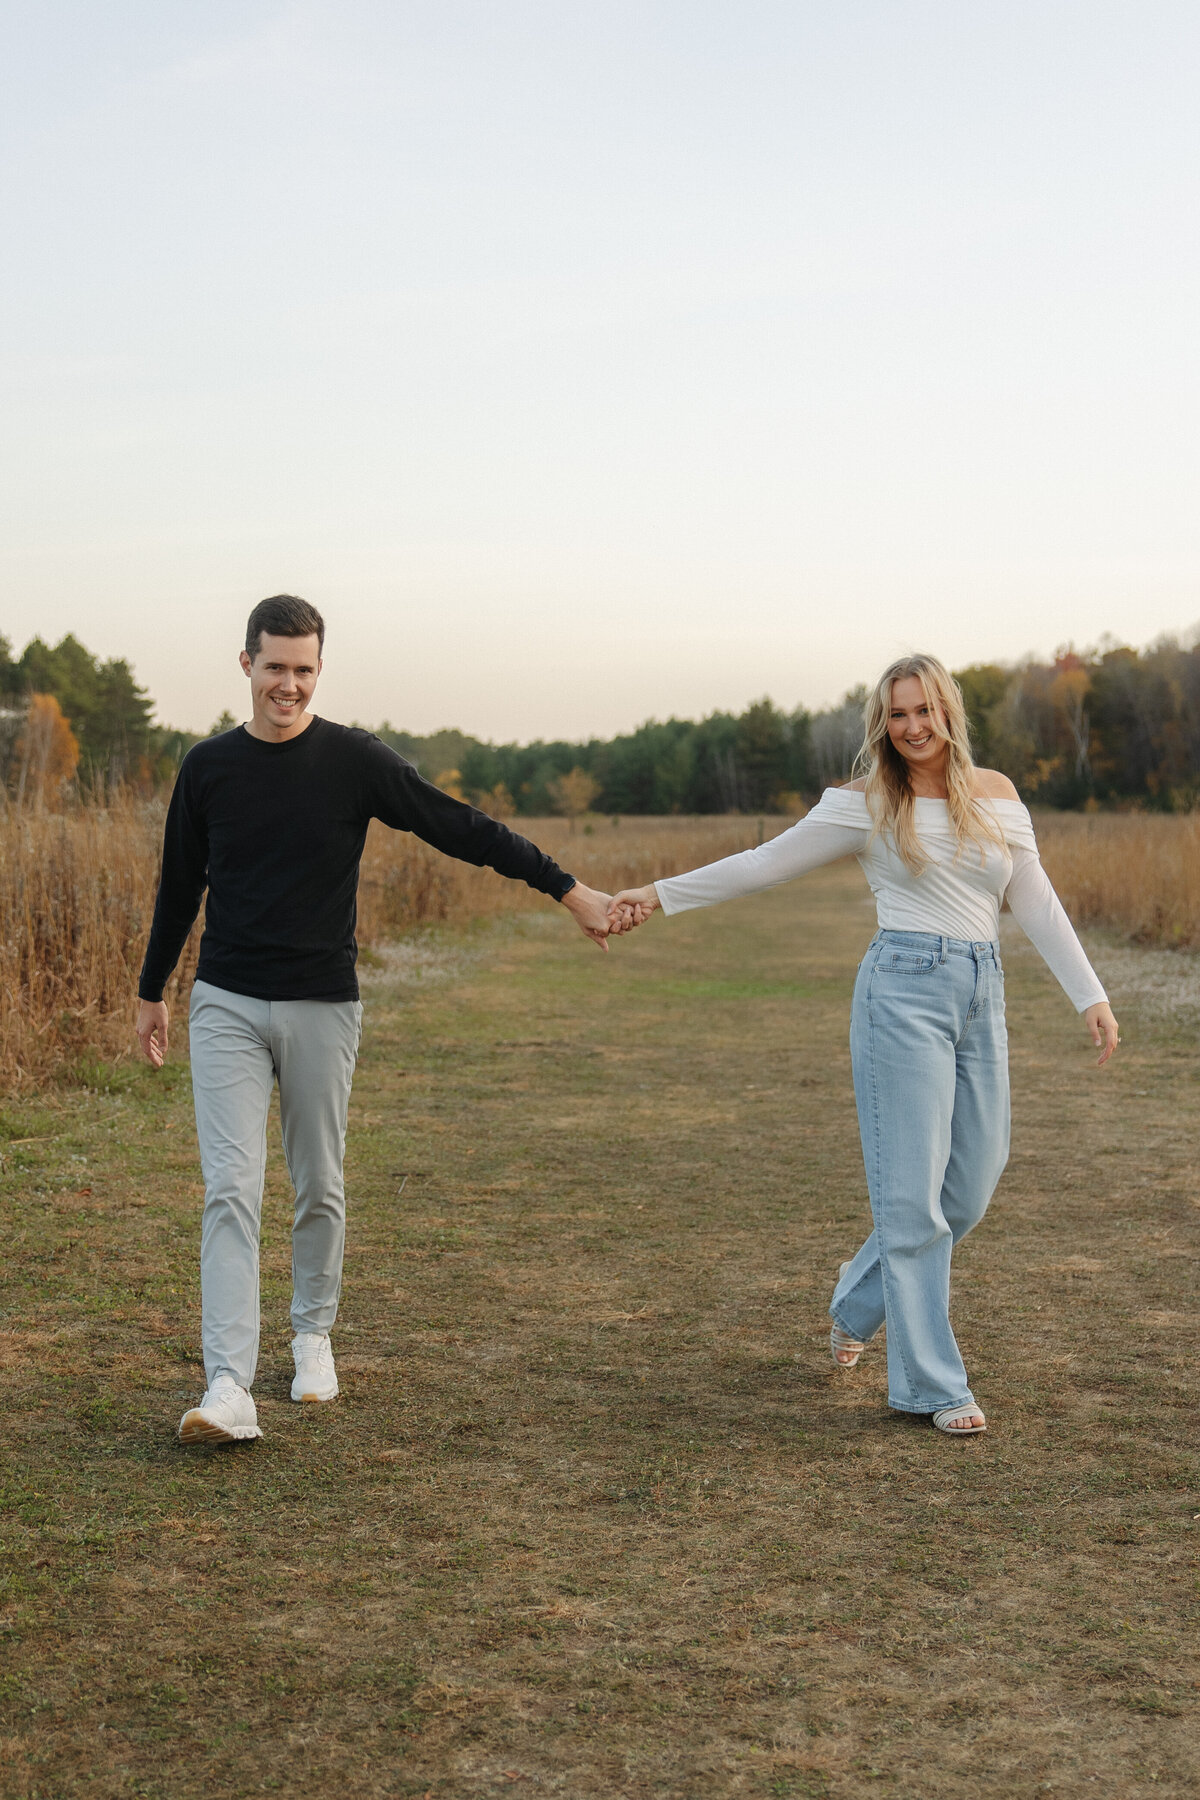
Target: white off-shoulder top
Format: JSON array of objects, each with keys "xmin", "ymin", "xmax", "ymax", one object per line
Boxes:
[{"xmin": 654, "ymin": 787, "xmax": 1107, "ymax": 1013}]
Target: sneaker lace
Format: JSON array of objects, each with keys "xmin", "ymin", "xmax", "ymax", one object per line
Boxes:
[{"xmin": 297, "ymin": 1333, "xmax": 331, "ymax": 1371}]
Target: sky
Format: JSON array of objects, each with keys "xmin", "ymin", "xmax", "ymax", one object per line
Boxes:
[{"xmin": 1, "ymin": 1, "xmax": 1198, "ymax": 740}]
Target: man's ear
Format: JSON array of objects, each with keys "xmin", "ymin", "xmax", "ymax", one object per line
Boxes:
[{"xmin": 239, "ymin": 650, "xmax": 252, "ymax": 678}]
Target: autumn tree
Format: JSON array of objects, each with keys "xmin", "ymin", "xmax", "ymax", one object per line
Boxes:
[
  {"xmin": 477, "ymin": 783, "xmax": 515, "ymax": 819},
  {"xmin": 9, "ymin": 633, "xmax": 155, "ymax": 783},
  {"xmin": 547, "ymin": 766, "xmax": 601, "ymax": 830},
  {"xmin": 13, "ymin": 694, "xmax": 80, "ymax": 808},
  {"xmin": 1049, "ymin": 653, "xmax": 1093, "ymax": 787}
]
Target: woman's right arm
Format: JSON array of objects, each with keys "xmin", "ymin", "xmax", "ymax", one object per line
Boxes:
[{"xmin": 612, "ymin": 793, "xmax": 869, "ymax": 923}]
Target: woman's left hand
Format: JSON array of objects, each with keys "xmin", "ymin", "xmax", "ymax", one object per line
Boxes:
[
  {"xmin": 1085, "ymin": 1002, "xmax": 1119, "ymax": 1066},
  {"xmin": 608, "ymin": 885, "xmax": 659, "ymax": 932}
]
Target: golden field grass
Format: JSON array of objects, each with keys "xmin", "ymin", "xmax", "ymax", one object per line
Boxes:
[
  {"xmin": 0, "ymin": 798, "xmax": 1196, "ymax": 1093},
  {"xmin": 0, "ymin": 807, "xmax": 773, "ymax": 1093},
  {"xmin": 1033, "ymin": 809, "xmax": 1200, "ymax": 950},
  {"xmin": 0, "ymin": 863, "xmax": 1196, "ymax": 1798}
]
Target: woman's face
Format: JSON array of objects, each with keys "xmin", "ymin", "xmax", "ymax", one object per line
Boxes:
[{"xmin": 887, "ymin": 675, "xmax": 948, "ymax": 774}]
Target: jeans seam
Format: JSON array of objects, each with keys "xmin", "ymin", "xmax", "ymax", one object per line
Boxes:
[{"xmin": 863, "ymin": 952, "xmax": 923, "ymax": 1410}]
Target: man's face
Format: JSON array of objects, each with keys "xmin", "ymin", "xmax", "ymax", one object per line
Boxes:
[{"xmin": 239, "ymin": 632, "xmax": 322, "ymax": 741}]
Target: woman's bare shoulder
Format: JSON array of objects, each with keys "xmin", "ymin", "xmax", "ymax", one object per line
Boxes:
[{"xmin": 972, "ymin": 767, "xmax": 1021, "ymax": 801}]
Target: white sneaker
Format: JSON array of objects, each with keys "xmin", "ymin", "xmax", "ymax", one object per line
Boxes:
[
  {"xmin": 178, "ymin": 1373, "xmax": 262, "ymax": 1444},
  {"xmin": 291, "ymin": 1331, "xmax": 339, "ymax": 1403}
]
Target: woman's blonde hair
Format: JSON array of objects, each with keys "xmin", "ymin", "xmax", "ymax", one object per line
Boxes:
[{"xmin": 852, "ymin": 653, "xmax": 1003, "ymax": 874}]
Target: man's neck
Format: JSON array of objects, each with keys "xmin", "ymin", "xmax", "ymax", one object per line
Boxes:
[{"xmin": 244, "ymin": 711, "xmax": 317, "ymax": 745}]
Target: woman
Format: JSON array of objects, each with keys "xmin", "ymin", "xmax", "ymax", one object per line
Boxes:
[{"xmin": 609, "ymin": 655, "xmax": 1118, "ymax": 1437}]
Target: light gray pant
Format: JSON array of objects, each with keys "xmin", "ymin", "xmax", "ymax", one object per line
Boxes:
[{"xmin": 188, "ymin": 980, "xmax": 363, "ymax": 1388}]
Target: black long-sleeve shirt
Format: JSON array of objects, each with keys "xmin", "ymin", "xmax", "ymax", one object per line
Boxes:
[{"xmin": 138, "ymin": 719, "xmax": 576, "ymax": 1003}]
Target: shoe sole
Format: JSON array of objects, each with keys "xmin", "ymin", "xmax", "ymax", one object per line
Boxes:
[
  {"xmin": 291, "ymin": 1387, "xmax": 339, "ymax": 1403},
  {"xmin": 178, "ymin": 1410, "xmax": 261, "ymax": 1444}
]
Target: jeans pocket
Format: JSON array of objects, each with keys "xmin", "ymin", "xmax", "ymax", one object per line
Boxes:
[{"xmin": 885, "ymin": 951, "xmax": 939, "ymax": 974}]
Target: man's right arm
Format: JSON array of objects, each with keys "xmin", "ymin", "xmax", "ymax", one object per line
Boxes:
[
  {"xmin": 136, "ymin": 764, "xmax": 209, "ymax": 1062},
  {"xmin": 362, "ymin": 739, "xmax": 615, "ymax": 947}
]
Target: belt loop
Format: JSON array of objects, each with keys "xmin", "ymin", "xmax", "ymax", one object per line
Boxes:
[{"xmin": 939, "ymin": 935, "xmax": 948, "ymax": 964}]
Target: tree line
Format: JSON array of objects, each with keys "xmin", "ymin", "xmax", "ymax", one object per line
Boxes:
[
  {"xmin": 3, "ymin": 627, "xmax": 1198, "ymax": 813},
  {"xmin": 956, "ymin": 639, "xmax": 1200, "ymax": 810},
  {"xmin": 0, "ymin": 632, "xmax": 193, "ymax": 803},
  {"xmin": 378, "ymin": 635, "xmax": 1200, "ymax": 816}
]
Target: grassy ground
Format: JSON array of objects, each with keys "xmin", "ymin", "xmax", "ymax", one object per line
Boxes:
[{"xmin": 1, "ymin": 862, "xmax": 1197, "ymax": 1799}]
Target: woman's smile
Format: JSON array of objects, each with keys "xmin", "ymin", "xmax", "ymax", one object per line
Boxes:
[{"xmin": 887, "ymin": 675, "xmax": 949, "ymax": 778}]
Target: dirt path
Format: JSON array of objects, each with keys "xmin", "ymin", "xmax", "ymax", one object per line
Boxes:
[{"xmin": 1, "ymin": 862, "xmax": 1197, "ymax": 1798}]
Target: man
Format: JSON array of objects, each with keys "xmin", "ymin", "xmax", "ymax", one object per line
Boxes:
[{"xmin": 136, "ymin": 595, "xmax": 614, "ymax": 1445}]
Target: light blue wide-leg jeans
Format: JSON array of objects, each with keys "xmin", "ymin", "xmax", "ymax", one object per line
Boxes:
[
  {"xmin": 189, "ymin": 980, "xmax": 363, "ymax": 1389},
  {"xmin": 830, "ymin": 932, "xmax": 1010, "ymax": 1415}
]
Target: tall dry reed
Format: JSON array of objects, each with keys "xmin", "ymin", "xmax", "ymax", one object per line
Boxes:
[
  {"xmin": 1, "ymin": 800, "xmax": 1195, "ymax": 1094},
  {"xmin": 1032, "ymin": 809, "xmax": 1200, "ymax": 950},
  {"xmin": 355, "ymin": 813, "xmax": 774, "ymax": 938},
  {"xmin": 0, "ymin": 805, "xmax": 772, "ymax": 1093},
  {"xmin": 0, "ymin": 799, "xmax": 201, "ymax": 1094}
]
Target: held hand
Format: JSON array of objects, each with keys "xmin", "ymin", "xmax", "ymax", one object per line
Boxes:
[
  {"xmin": 608, "ymin": 885, "xmax": 660, "ymax": 932},
  {"xmin": 136, "ymin": 1000, "xmax": 170, "ymax": 1069},
  {"xmin": 1085, "ymin": 1002, "xmax": 1119, "ymax": 1067},
  {"xmin": 561, "ymin": 881, "xmax": 615, "ymax": 951}
]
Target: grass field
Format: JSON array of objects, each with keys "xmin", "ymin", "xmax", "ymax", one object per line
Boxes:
[
  {"xmin": 1, "ymin": 862, "xmax": 1198, "ymax": 1798},
  {"xmin": 0, "ymin": 807, "xmax": 773, "ymax": 1093},
  {"xmin": 3, "ymin": 799, "xmax": 1198, "ymax": 1092}
]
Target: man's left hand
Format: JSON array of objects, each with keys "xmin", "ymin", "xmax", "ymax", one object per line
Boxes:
[{"xmin": 561, "ymin": 881, "xmax": 615, "ymax": 950}]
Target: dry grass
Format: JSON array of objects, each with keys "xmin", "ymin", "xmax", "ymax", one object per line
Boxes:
[
  {"xmin": 2, "ymin": 798, "xmax": 1196, "ymax": 1094},
  {"xmin": 0, "ymin": 801, "xmax": 201, "ymax": 1094},
  {"xmin": 1034, "ymin": 809, "xmax": 1200, "ymax": 949},
  {"xmin": 357, "ymin": 813, "xmax": 775, "ymax": 937},
  {"xmin": 0, "ymin": 807, "xmax": 774, "ymax": 1094},
  {"xmin": 0, "ymin": 864, "xmax": 1195, "ymax": 1798}
]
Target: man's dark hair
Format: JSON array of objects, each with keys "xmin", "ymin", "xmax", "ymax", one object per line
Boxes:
[{"xmin": 245, "ymin": 595, "xmax": 325, "ymax": 661}]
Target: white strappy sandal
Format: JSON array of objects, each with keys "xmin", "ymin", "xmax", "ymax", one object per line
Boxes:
[
  {"xmin": 830, "ymin": 1261, "xmax": 876, "ymax": 1368},
  {"xmin": 931, "ymin": 1406, "xmax": 987, "ymax": 1435},
  {"xmin": 830, "ymin": 1324, "xmax": 867, "ymax": 1367}
]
